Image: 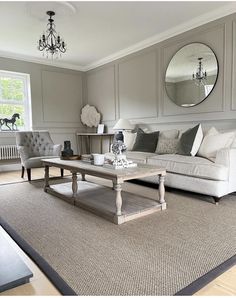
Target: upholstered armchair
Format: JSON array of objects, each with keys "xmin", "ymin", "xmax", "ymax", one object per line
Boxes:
[{"xmin": 16, "ymin": 131, "xmax": 63, "ymax": 181}]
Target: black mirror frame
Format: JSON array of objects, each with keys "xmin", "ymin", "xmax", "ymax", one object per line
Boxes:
[{"xmin": 164, "ymin": 42, "xmax": 219, "ymax": 108}]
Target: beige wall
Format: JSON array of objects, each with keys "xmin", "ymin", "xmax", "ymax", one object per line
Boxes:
[
  {"xmin": 84, "ymin": 13, "xmax": 236, "ymax": 133},
  {"xmin": 0, "ymin": 57, "xmax": 84, "ymax": 154},
  {"xmin": 2, "ymin": 12, "xmax": 236, "ymax": 161}
]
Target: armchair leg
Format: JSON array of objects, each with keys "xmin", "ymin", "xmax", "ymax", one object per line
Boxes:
[
  {"xmin": 27, "ymin": 169, "xmax": 31, "ymax": 181},
  {"xmin": 60, "ymin": 168, "xmax": 64, "ymax": 177},
  {"xmin": 213, "ymin": 196, "xmax": 221, "ymax": 205},
  {"xmin": 21, "ymin": 166, "xmax": 25, "ymax": 178}
]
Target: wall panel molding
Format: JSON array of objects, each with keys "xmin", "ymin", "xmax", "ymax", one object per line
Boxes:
[
  {"xmin": 231, "ymin": 20, "xmax": 236, "ymax": 110},
  {"xmin": 161, "ymin": 23, "xmax": 226, "ymax": 117},
  {"xmin": 87, "ymin": 65, "xmax": 116, "ymax": 121},
  {"xmin": 84, "ymin": 14, "xmax": 236, "ymax": 132},
  {"xmin": 41, "ymin": 70, "xmax": 83, "ymax": 123},
  {"xmin": 118, "ymin": 50, "xmax": 157, "ymax": 119}
]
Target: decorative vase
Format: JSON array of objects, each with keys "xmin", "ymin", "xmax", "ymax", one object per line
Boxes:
[{"xmin": 61, "ymin": 140, "xmax": 74, "ymax": 157}]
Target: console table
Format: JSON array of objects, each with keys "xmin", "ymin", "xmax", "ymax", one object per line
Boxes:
[{"xmin": 76, "ymin": 133, "xmax": 114, "ymax": 154}]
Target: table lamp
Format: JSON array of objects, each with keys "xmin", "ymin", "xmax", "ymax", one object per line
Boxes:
[{"xmin": 113, "ymin": 119, "xmax": 133, "ymax": 142}]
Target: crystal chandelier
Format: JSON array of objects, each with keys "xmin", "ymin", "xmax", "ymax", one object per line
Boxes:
[
  {"xmin": 192, "ymin": 57, "xmax": 207, "ymax": 86},
  {"xmin": 38, "ymin": 11, "xmax": 66, "ymax": 58}
]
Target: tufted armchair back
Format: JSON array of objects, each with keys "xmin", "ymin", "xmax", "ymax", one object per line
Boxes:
[
  {"xmin": 15, "ymin": 131, "xmax": 62, "ymax": 181},
  {"xmin": 16, "ymin": 131, "xmax": 58, "ymax": 157}
]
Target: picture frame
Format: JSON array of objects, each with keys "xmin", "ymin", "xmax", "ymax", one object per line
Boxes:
[{"xmin": 97, "ymin": 124, "xmax": 104, "ymax": 134}]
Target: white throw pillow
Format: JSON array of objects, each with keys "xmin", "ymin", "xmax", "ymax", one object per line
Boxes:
[
  {"xmin": 123, "ymin": 131, "xmax": 137, "ymax": 150},
  {"xmin": 197, "ymin": 127, "xmax": 235, "ymax": 159}
]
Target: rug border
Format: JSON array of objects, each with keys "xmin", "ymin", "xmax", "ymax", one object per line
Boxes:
[
  {"xmin": 0, "ymin": 216, "xmax": 77, "ymax": 296},
  {"xmin": 1, "ymin": 216, "xmax": 235, "ymax": 297},
  {"xmin": 175, "ymin": 254, "xmax": 236, "ymax": 295}
]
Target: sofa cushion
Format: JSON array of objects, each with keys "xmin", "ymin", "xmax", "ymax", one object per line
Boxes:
[
  {"xmin": 160, "ymin": 129, "xmax": 179, "ymax": 139},
  {"xmin": 147, "ymin": 154, "xmax": 228, "ymax": 181},
  {"xmin": 177, "ymin": 124, "xmax": 203, "ymax": 156},
  {"xmin": 123, "ymin": 131, "xmax": 137, "ymax": 150},
  {"xmin": 24, "ymin": 156, "xmax": 59, "ymax": 169},
  {"xmin": 132, "ymin": 129, "xmax": 159, "ymax": 153}
]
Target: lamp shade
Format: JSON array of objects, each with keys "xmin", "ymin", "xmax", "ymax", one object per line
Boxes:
[{"xmin": 113, "ymin": 119, "xmax": 133, "ymax": 130}]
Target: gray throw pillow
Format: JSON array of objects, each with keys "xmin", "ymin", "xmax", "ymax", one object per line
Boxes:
[
  {"xmin": 156, "ymin": 138, "xmax": 179, "ymax": 154},
  {"xmin": 132, "ymin": 129, "xmax": 159, "ymax": 152},
  {"xmin": 177, "ymin": 124, "xmax": 203, "ymax": 156}
]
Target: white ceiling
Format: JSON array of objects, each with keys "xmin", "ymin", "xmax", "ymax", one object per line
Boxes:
[{"xmin": 0, "ymin": 1, "xmax": 235, "ymax": 71}]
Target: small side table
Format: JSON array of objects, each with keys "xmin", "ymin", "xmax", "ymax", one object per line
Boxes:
[{"xmin": 76, "ymin": 133, "xmax": 114, "ymax": 154}]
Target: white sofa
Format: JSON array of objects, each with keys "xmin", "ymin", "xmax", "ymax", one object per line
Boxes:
[
  {"xmin": 124, "ymin": 149, "xmax": 236, "ymax": 203},
  {"xmin": 106, "ymin": 128, "xmax": 236, "ymax": 204}
]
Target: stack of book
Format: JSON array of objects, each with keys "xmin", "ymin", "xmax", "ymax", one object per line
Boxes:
[
  {"xmin": 104, "ymin": 160, "xmax": 137, "ymax": 169},
  {"xmin": 81, "ymin": 154, "xmax": 92, "ymax": 163}
]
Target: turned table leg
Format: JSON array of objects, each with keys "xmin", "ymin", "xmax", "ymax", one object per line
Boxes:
[
  {"xmin": 159, "ymin": 174, "xmax": 166, "ymax": 210},
  {"xmin": 81, "ymin": 173, "xmax": 86, "ymax": 181},
  {"xmin": 72, "ymin": 172, "xmax": 78, "ymax": 198},
  {"xmin": 44, "ymin": 165, "xmax": 49, "ymax": 192},
  {"xmin": 114, "ymin": 183, "xmax": 122, "ymax": 216}
]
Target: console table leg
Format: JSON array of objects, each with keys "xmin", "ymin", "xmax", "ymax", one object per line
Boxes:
[
  {"xmin": 44, "ymin": 165, "xmax": 49, "ymax": 192},
  {"xmin": 114, "ymin": 183, "xmax": 122, "ymax": 216},
  {"xmin": 159, "ymin": 174, "xmax": 166, "ymax": 210},
  {"xmin": 81, "ymin": 173, "xmax": 86, "ymax": 181},
  {"xmin": 72, "ymin": 172, "xmax": 78, "ymax": 198}
]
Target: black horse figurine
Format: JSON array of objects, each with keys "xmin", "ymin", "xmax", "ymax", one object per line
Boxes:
[{"xmin": 0, "ymin": 113, "xmax": 20, "ymax": 130}]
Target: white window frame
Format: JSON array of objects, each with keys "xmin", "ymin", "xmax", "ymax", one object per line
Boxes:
[
  {"xmin": 0, "ymin": 70, "xmax": 32, "ymax": 131},
  {"xmin": 204, "ymin": 84, "xmax": 214, "ymax": 97}
]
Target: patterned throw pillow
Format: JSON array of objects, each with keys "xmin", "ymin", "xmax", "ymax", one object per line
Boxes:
[
  {"xmin": 159, "ymin": 129, "xmax": 179, "ymax": 139},
  {"xmin": 155, "ymin": 138, "xmax": 179, "ymax": 154}
]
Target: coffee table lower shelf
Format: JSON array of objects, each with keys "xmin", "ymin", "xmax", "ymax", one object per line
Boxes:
[{"xmin": 45, "ymin": 181, "xmax": 165, "ymax": 224}]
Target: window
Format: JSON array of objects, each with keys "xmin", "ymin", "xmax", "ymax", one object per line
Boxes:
[
  {"xmin": 204, "ymin": 84, "xmax": 214, "ymax": 97},
  {"xmin": 0, "ymin": 70, "xmax": 32, "ymax": 131}
]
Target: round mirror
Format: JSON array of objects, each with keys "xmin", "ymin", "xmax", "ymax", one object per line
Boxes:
[{"xmin": 165, "ymin": 43, "xmax": 218, "ymax": 107}]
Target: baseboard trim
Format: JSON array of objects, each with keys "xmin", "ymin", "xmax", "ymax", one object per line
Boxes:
[{"xmin": 0, "ymin": 163, "xmax": 21, "ymax": 172}]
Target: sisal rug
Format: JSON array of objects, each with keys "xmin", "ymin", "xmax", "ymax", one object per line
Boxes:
[{"xmin": 0, "ymin": 177, "xmax": 236, "ymax": 295}]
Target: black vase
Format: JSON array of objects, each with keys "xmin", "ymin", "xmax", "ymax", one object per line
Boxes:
[{"xmin": 61, "ymin": 140, "xmax": 73, "ymax": 157}]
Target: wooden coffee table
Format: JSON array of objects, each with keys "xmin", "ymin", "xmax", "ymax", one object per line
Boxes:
[{"xmin": 42, "ymin": 158, "xmax": 166, "ymax": 224}]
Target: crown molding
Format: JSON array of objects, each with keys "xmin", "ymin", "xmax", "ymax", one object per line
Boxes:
[
  {"xmin": 1, "ymin": 3, "xmax": 236, "ymax": 72},
  {"xmin": 84, "ymin": 2, "xmax": 236, "ymax": 71},
  {"xmin": 0, "ymin": 50, "xmax": 86, "ymax": 72}
]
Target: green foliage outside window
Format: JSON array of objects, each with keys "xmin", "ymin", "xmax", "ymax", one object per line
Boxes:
[
  {"xmin": 0, "ymin": 76, "xmax": 25, "ymax": 129},
  {"xmin": 0, "ymin": 78, "xmax": 24, "ymax": 101}
]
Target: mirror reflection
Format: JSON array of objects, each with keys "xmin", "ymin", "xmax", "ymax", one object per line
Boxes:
[{"xmin": 165, "ymin": 43, "xmax": 218, "ymax": 107}]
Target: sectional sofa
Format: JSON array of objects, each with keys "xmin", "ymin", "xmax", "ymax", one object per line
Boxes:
[{"xmin": 106, "ymin": 125, "xmax": 236, "ymax": 204}]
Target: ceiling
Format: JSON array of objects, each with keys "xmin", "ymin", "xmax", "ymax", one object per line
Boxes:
[{"xmin": 0, "ymin": 1, "xmax": 235, "ymax": 71}]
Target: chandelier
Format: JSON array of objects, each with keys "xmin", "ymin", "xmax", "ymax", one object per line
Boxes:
[
  {"xmin": 192, "ymin": 57, "xmax": 207, "ymax": 86},
  {"xmin": 38, "ymin": 11, "xmax": 66, "ymax": 58}
]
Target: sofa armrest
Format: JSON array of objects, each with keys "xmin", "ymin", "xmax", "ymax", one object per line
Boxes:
[
  {"xmin": 17, "ymin": 145, "xmax": 30, "ymax": 162},
  {"xmin": 215, "ymin": 148, "xmax": 236, "ymax": 188},
  {"xmin": 215, "ymin": 147, "xmax": 236, "ymax": 167}
]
